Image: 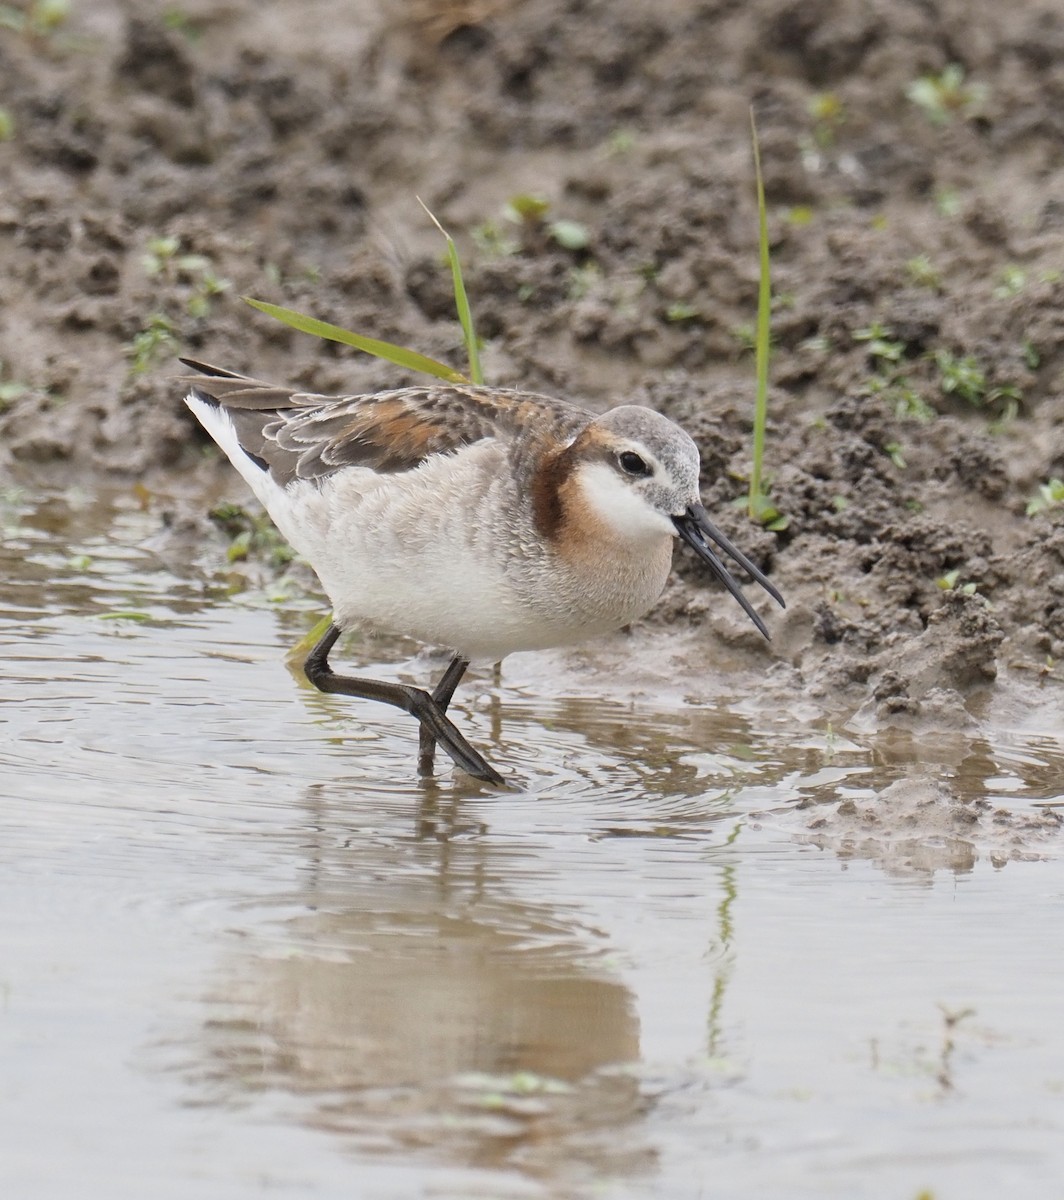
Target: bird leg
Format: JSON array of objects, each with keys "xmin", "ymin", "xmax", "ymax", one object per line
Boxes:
[
  {"xmin": 417, "ymin": 653, "xmax": 470, "ymax": 778},
  {"xmin": 304, "ymin": 624, "xmax": 503, "ymax": 786}
]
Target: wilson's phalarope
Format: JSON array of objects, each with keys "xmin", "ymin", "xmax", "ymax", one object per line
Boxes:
[{"xmin": 180, "ymin": 358, "xmax": 784, "ymax": 785}]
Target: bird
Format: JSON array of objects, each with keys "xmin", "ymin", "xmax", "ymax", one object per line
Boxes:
[{"xmin": 179, "ymin": 358, "xmax": 785, "ymax": 785}]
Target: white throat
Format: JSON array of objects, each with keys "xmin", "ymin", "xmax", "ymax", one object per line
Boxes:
[{"xmin": 574, "ymin": 461, "xmax": 676, "ymax": 542}]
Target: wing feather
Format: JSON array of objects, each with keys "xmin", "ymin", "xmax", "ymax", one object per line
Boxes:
[{"xmin": 179, "ymin": 359, "xmax": 588, "ymax": 486}]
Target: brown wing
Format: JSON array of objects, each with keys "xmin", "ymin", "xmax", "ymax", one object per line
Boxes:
[{"xmin": 179, "ymin": 359, "xmax": 590, "ymax": 486}]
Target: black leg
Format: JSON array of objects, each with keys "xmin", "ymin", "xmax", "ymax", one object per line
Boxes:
[
  {"xmin": 417, "ymin": 653, "xmax": 470, "ymax": 778},
  {"xmin": 304, "ymin": 624, "xmax": 503, "ymax": 786}
]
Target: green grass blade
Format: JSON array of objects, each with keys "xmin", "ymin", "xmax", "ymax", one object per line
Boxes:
[
  {"xmin": 749, "ymin": 108, "xmax": 771, "ymax": 520},
  {"xmin": 242, "ymin": 297, "xmax": 470, "ymax": 384},
  {"xmin": 419, "ymin": 199, "xmax": 483, "ymax": 385}
]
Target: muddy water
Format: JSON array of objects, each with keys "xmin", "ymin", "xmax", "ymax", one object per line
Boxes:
[{"xmin": 2, "ymin": 484, "xmax": 1063, "ymax": 1200}]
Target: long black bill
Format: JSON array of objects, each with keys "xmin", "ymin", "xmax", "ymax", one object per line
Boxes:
[{"xmin": 671, "ymin": 503, "xmax": 786, "ymax": 640}]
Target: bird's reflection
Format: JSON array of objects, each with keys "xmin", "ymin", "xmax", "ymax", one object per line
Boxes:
[{"xmin": 198, "ymin": 779, "xmax": 653, "ymax": 1182}]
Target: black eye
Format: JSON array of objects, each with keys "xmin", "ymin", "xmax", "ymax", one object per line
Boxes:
[{"xmin": 618, "ymin": 451, "xmax": 651, "ymax": 477}]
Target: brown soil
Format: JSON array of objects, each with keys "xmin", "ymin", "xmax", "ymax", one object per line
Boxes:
[{"xmin": 2, "ymin": 0, "xmax": 1063, "ymax": 794}]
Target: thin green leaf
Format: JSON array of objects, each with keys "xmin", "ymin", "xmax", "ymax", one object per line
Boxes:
[
  {"xmin": 242, "ymin": 297, "xmax": 469, "ymax": 384},
  {"xmin": 419, "ymin": 199, "xmax": 483, "ymax": 385},
  {"xmin": 749, "ymin": 108, "xmax": 771, "ymax": 520},
  {"xmin": 287, "ymin": 612, "xmax": 335, "ymax": 666}
]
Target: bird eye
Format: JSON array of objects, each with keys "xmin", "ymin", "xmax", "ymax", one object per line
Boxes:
[{"xmin": 618, "ymin": 451, "xmax": 651, "ymax": 477}]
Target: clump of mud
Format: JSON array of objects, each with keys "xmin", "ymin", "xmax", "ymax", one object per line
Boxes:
[{"xmin": 773, "ymin": 775, "xmax": 1063, "ymax": 876}]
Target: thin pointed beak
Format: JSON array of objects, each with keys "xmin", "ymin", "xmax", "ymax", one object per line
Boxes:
[{"xmin": 671, "ymin": 503, "xmax": 786, "ymax": 639}]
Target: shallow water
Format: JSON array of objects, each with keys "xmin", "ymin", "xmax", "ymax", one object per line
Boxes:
[{"xmin": 2, "ymin": 483, "xmax": 1063, "ymax": 1199}]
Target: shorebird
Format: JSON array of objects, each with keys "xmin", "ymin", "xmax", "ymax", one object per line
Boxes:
[{"xmin": 180, "ymin": 359, "xmax": 784, "ymax": 785}]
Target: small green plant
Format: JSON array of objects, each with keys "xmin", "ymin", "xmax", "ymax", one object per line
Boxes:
[
  {"xmin": 0, "ymin": 360, "xmax": 29, "ymax": 409},
  {"xmin": 932, "ymin": 349, "xmax": 1021, "ymax": 417},
  {"xmin": 0, "ymin": 0, "xmax": 70, "ymax": 38},
  {"xmin": 745, "ymin": 109, "xmax": 785, "ymax": 530},
  {"xmin": 854, "ymin": 326, "xmax": 936, "ymax": 422},
  {"xmin": 601, "ymin": 127, "xmax": 636, "ymax": 157},
  {"xmin": 666, "ymin": 301, "xmax": 700, "ymax": 323},
  {"xmin": 906, "ymin": 254, "xmax": 941, "ymax": 290},
  {"xmin": 470, "ymin": 220, "xmax": 518, "ymax": 259},
  {"xmin": 209, "ymin": 503, "xmax": 295, "ymax": 568},
  {"xmin": 1026, "ymin": 478, "xmax": 1064, "ymax": 516},
  {"xmin": 807, "ymin": 92, "xmax": 845, "ymax": 146},
  {"xmin": 566, "ymin": 262, "xmax": 601, "ymax": 301},
  {"xmin": 890, "ymin": 383, "xmax": 936, "ymax": 423},
  {"xmin": 0, "ymin": 107, "xmax": 14, "ymax": 141},
  {"xmin": 420, "ymin": 199, "xmax": 483, "ymax": 384},
  {"xmin": 936, "ymin": 569, "xmax": 976, "ymax": 594},
  {"xmin": 503, "ymin": 193, "xmax": 550, "ymax": 224},
  {"xmin": 853, "ymin": 322, "xmax": 907, "ymax": 364},
  {"xmin": 934, "ymin": 349, "xmax": 985, "ymax": 403},
  {"xmin": 501, "ymin": 194, "xmax": 591, "ymax": 252},
  {"xmin": 993, "ymin": 265, "xmax": 1026, "ymax": 299},
  {"xmin": 127, "ymin": 314, "xmax": 176, "ymax": 375},
  {"xmin": 141, "ymin": 234, "xmax": 231, "ymax": 318},
  {"xmin": 884, "ymin": 441, "xmax": 907, "ymax": 470},
  {"xmin": 785, "ymin": 205, "xmax": 815, "ymax": 226},
  {"xmin": 162, "ymin": 6, "xmax": 201, "ymax": 38},
  {"xmin": 906, "ymin": 64, "xmax": 987, "ymax": 125},
  {"xmin": 934, "ymin": 187, "xmax": 962, "ymax": 218},
  {"xmin": 731, "ymin": 322, "xmax": 757, "ymax": 355}
]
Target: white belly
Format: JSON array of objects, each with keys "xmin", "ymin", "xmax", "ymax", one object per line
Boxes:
[{"xmin": 265, "ymin": 442, "xmax": 671, "ymax": 661}]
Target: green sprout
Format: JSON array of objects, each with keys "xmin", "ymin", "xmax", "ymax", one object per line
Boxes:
[
  {"xmin": 566, "ymin": 262, "xmax": 601, "ymax": 301},
  {"xmin": 785, "ymin": 205, "xmax": 815, "ymax": 226},
  {"xmin": 420, "ymin": 199, "xmax": 483, "ymax": 383},
  {"xmin": 602, "ymin": 128, "xmax": 636, "ymax": 157},
  {"xmin": 0, "ymin": 0, "xmax": 71, "ymax": 38},
  {"xmin": 1026, "ymin": 479, "xmax": 1064, "ymax": 517},
  {"xmin": 666, "ymin": 301, "xmax": 700, "ymax": 323},
  {"xmin": 731, "ymin": 322, "xmax": 757, "ymax": 355},
  {"xmin": 853, "ymin": 322, "xmax": 906, "ymax": 363},
  {"xmin": 209, "ymin": 502, "xmax": 294, "ymax": 568},
  {"xmin": 162, "ymin": 7, "xmax": 201, "ymax": 38},
  {"xmin": 127, "ymin": 314, "xmax": 176, "ymax": 375},
  {"xmin": 807, "ymin": 92, "xmax": 845, "ymax": 146},
  {"xmin": 0, "ymin": 360, "xmax": 29, "ymax": 410},
  {"xmin": 889, "ymin": 383, "xmax": 936, "ymax": 423},
  {"xmin": 906, "ymin": 64, "xmax": 987, "ymax": 125},
  {"xmin": 933, "ymin": 350, "xmax": 986, "ymax": 403},
  {"xmin": 906, "ymin": 254, "xmax": 941, "ymax": 291},
  {"xmin": 743, "ymin": 110, "xmax": 787, "ymax": 532},
  {"xmin": 934, "ymin": 188, "xmax": 961, "ymax": 218},
  {"xmin": 932, "ymin": 349, "xmax": 1020, "ymax": 419},
  {"xmin": 503, "ymin": 194, "xmax": 551, "ymax": 224},
  {"xmin": 852, "ymin": 325, "xmax": 935, "ymax": 421},
  {"xmin": 470, "ymin": 221, "xmax": 519, "ymax": 258},
  {"xmin": 0, "ymin": 107, "xmax": 14, "ymax": 141},
  {"xmin": 501, "ymin": 194, "xmax": 591, "ymax": 252},
  {"xmin": 936, "ymin": 569, "xmax": 976, "ymax": 595},
  {"xmin": 993, "ymin": 265, "xmax": 1026, "ymax": 299},
  {"xmin": 141, "ymin": 234, "xmax": 231, "ymax": 318}
]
